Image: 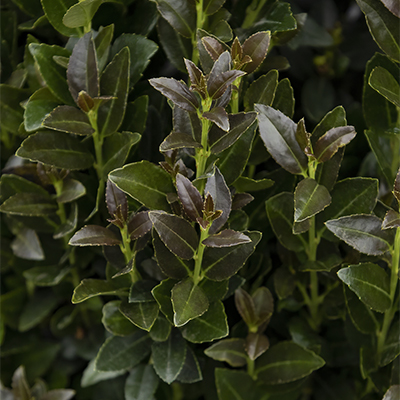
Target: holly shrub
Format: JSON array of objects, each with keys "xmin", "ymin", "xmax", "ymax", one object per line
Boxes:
[{"xmin": 1, "ymin": 0, "xmax": 399, "ymax": 399}]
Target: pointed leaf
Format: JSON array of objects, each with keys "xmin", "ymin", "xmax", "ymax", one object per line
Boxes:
[
  {"xmin": 233, "ymin": 176, "xmax": 274, "ymax": 192},
  {"xmin": 203, "ymin": 107, "xmax": 229, "ymax": 131},
  {"xmin": 152, "ymin": 278, "xmax": 176, "ymax": 324},
  {"xmin": 201, "ymin": 36, "xmax": 225, "ymax": 61},
  {"xmin": 235, "ymin": 287, "xmax": 257, "ymax": 327},
  {"xmin": 209, "ymin": 112, "xmax": 257, "ymax": 154},
  {"xmin": 129, "ymin": 280, "xmax": 158, "ymax": 303},
  {"xmin": 203, "ymin": 231, "xmax": 261, "ymax": 280},
  {"xmin": 120, "ymin": 300, "xmax": 159, "ymax": 331},
  {"xmin": 54, "ymin": 202, "xmax": 78, "ymax": 239},
  {"xmin": 128, "ymin": 211, "xmax": 152, "ymax": 240},
  {"xmin": 176, "ymin": 173, "xmax": 203, "ymax": 221},
  {"xmin": 246, "ymin": 333, "xmax": 270, "ymax": 361},
  {"xmin": 326, "ymin": 215, "xmax": 393, "ymax": 255},
  {"xmin": 294, "ymin": 178, "xmax": 331, "ymax": 222},
  {"xmin": 149, "ymin": 78, "xmax": 198, "ymax": 112},
  {"xmin": 253, "ymin": 287, "xmax": 274, "ymax": 326},
  {"xmin": 256, "ymin": 104, "xmax": 307, "ymax": 174},
  {"xmin": 69, "ymin": 225, "xmax": 121, "ymax": 246},
  {"xmin": 102, "ymin": 300, "xmax": 138, "ymax": 337},
  {"xmin": 242, "ymin": 31, "xmax": 271, "ymax": 74},
  {"xmin": 125, "ymin": 364, "xmax": 159, "ymax": 400},
  {"xmin": 0, "ymin": 192, "xmax": 57, "ymax": 216},
  {"xmin": 63, "ymin": 0, "xmax": 102, "ymax": 28},
  {"xmin": 11, "ymin": 228, "xmax": 44, "ymax": 260},
  {"xmin": 314, "ymin": 126, "xmax": 357, "ymax": 163},
  {"xmin": 81, "ymin": 358, "xmax": 125, "ymax": 388},
  {"xmin": 215, "ymin": 369, "xmax": 254, "ymax": 400},
  {"xmin": 271, "ymin": 78, "xmax": 295, "ymax": 118},
  {"xmin": 150, "ymin": 212, "xmax": 198, "ymax": 260},
  {"xmin": 203, "ymin": 229, "xmax": 251, "ymax": 247},
  {"xmin": 382, "ymin": 209, "xmax": 400, "ymax": 229},
  {"xmin": 109, "ymin": 161, "xmax": 174, "ymax": 212},
  {"xmin": 160, "ymin": 131, "xmax": 202, "ymax": 152},
  {"xmin": 184, "ymin": 58, "xmax": 203, "ymax": 87},
  {"xmin": 369, "ymin": 66, "xmax": 400, "ymax": 107},
  {"xmin": 16, "ymin": 130, "xmax": 94, "ymax": 170},
  {"xmin": 171, "ymin": 278, "xmax": 209, "ymax": 326},
  {"xmin": 72, "ymin": 279, "xmax": 128, "ymax": 304},
  {"xmin": 106, "ymin": 180, "xmax": 128, "ymax": 220},
  {"xmin": 232, "ymin": 193, "xmax": 254, "ymax": 210},
  {"xmin": 56, "ymin": 178, "xmax": 86, "ymax": 203},
  {"xmin": 181, "ymin": 300, "xmax": 228, "ymax": 343},
  {"xmin": 173, "ymin": 106, "xmax": 202, "ymax": 142},
  {"xmin": 205, "ymin": 338, "xmax": 247, "ymax": 367},
  {"xmin": 95, "ymin": 332, "xmax": 151, "ymax": 372},
  {"xmin": 203, "ymin": 0, "xmax": 226, "ymax": 15},
  {"xmin": 176, "ymin": 346, "xmax": 202, "ymax": 383},
  {"xmin": 94, "ymin": 24, "xmax": 114, "ymax": 72},
  {"xmin": 255, "ymin": 341, "xmax": 325, "ymax": 384},
  {"xmin": 338, "ymin": 263, "xmax": 391, "ymax": 313},
  {"xmin": 244, "ymin": 70, "xmax": 278, "ymax": 111}
]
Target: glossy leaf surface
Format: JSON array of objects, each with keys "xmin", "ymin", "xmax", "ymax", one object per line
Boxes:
[
  {"xmin": 69, "ymin": 225, "xmax": 120, "ymax": 246},
  {"xmin": 176, "ymin": 174, "xmax": 203, "ymax": 221},
  {"xmin": 205, "ymin": 338, "xmax": 247, "ymax": 367},
  {"xmin": 244, "ymin": 70, "xmax": 278, "ymax": 111},
  {"xmin": 72, "ymin": 279, "xmax": 128, "ymax": 303},
  {"xmin": 125, "ymin": 364, "xmax": 159, "ymax": 400},
  {"xmin": 120, "ymin": 301, "xmax": 159, "ymax": 331},
  {"xmin": 242, "ymin": 31, "xmax": 271, "ymax": 73},
  {"xmin": 203, "ymin": 230, "xmax": 251, "ymax": 247},
  {"xmin": 369, "ymin": 66, "xmax": 400, "ymax": 107}
]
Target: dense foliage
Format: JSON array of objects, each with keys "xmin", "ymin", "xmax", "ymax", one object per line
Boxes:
[{"xmin": 1, "ymin": 0, "xmax": 399, "ymax": 399}]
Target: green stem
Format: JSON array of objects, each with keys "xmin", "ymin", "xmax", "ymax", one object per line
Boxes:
[
  {"xmin": 119, "ymin": 224, "xmax": 141, "ymax": 283},
  {"xmin": 192, "ymin": 0, "xmax": 205, "ymax": 65},
  {"xmin": 247, "ymin": 357, "xmax": 255, "ymax": 378},
  {"xmin": 242, "ymin": 0, "xmax": 268, "ymax": 29},
  {"xmin": 230, "ymin": 76, "xmax": 242, "ymax": 114},
  {"xmin": 193, "ymin": 226, "xmax": 210, "ymax": 285},
  {"xmin": 195, "ymin": 105, "xmax": 211, "ymax": 194}
]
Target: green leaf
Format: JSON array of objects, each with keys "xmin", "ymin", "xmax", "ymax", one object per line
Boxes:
[
  {"xmin": 16, "ymin": 130, "xmax": 94, "ymax": 170},
  {"xmin": 54, "ymin": 202, "xmax": 78, "ymax": 239},
  {"xmin": 62, "ymin": 0, "xmax": 102, "ymax": 29},
  {"xmin": 29, "ymin": 43, "xmax": 74, "ymax": 105},
  {"xmin": 356, "ymin": 0, "xmax": 400, "ymax": 62},
  {"xmin": 120, "ymin": 300, "xmax": 159, "ymax": 331},
  {"xmin": 199, "ymin": 278, "xmax": 228, "ymax": 302},
  {"xmin": 0, "ymin": 85, "xmax": 29, "ymax": 133},
  {"xmin": 149, "ymin": 78, "xmax": 198, "ymax": 112},
  {"xmin": 154, "ymin": 0, "xmax": 196, "ymax": 38},
  {"xmin": 151, "ymin": 329, "xmax": 187, "ymax": 383},
  {"xmin": 271, "ymin": 78, "xmax": 295, "ymax": 118},
  {"xmin": 94, "ymin": 24, "xmax": 114, "ymax": 73},
  {"xmin": 256, "ymin": 104, "xmax": 307, "ymax": 175},
  {"xmin": 203, "ymin": 229, "xmax": 251, "ymax": 247},
  {"xmin": 152, "ymin": 278, "xmax": 176, "ymax": 324},
  {"xmin": 337, "ymin": 263, "xmax": 391, "ymax": 313},
  {"xmin": 242, "ymin": 31, "xmax": 271, "ymax": 74},
  {"xmin": 203, "ymin": 107, "xmax": 229, "ymax": 132},
  {"xmin": 129, "ymin": 280, "xmax": 158, "ymax": 303},
  {"xmin": 203, "ymin": 231, "xmax": 261, "ymax": 280},
  {"xmin": 159, "ymin": 131, "xmax": 202, "ymax": 152},
  {"xmin": 98, "ymin": 47, "xmax": 130, "ymax": 137},
  {"xmin": 125, "ymin": 364, "xmax": 159, "ymax": 400},
  {"xmin": 24, "ymin": 87, "xmax": 61, "ymax": 132},
  {"xmin": 109, "ymin": 161, "xmax": 174, "ymax": 212},
  {"xmin": 23, "ymin": 265, "xmax": 70, "ymax": 286},
  {"xmin": 203, "ymin": 0, "xmax": 225, "ymax": 15},
  {"xmin": 173, "ymin": 106, "xmax": 202, "ymax": 142},
  {"xmin": 42, "ymin": 105, "xmax": 94, "ymax": 135},
  {"xmin": 294, "ymin": 178, "xmax": 331, "ymax": 222},
  {"xmin": 122, "ymin": 96, "xmax": 148, "ymax": 135},
  {"xmin": 382, "ymin": 209, "xmax": 400, "ymax": 229},
  {"xmin": 255, "ymin": 341, "xmax": 325, "ymax": 384},
  {"xmin": 176, "ymin": 173, "xmax": 203, "ymax": 221},
  {"xmin": 72, "ymin": 279, "xmax": 128, "ymax": 303},
  {"xmin": 95, "ymin": 332, "xmax": 151, "ymax": 372},
  {"xmin": 111, "ymin": 34, "xmax": 158, "ymax": 89},
  {"xmin": 69, "ymin": 225, "xmax": 121, "ymax": 246},
  {"xmin": 150, "ymin": 212, "xmax": 198, "ymax": 260},
  {"xmin": 325, "ymin": 215, "xmax": 393, "ymax": 255},
  {"xmin": 215, "ymin": 369, "xmax": 254, "ymax": 400},
  {"xmin": 233, "ymin": 176, "xmax": 274, "ymax": 192},
  {"xmin": 40, "ymin": 0, "xmax": 82, "ymax": 37},
  {"xmin": 314, "ymin": 126, "xmax": 357, "ymax": 163},
  {"xmin": 181, "ymin": 300, "xmax": 228, "ymax": 343},
  {"xmin": 244, "ymin": 70, "xmax": 279, "ymax": 111},
  {"xmin": 246, "ymin": 333, "xmax": 270, "ymax": 361},
  {"xmin": 19, "ymin": 289, "xmax": 59, "ymax": 331},
  {"xmin": 380, "ymin": 320, "xmax": 400, "ymax": 366},
  {"xmin": 102, "ymin": 300, "xmax": 138, "ymax": 336},
  {"xmin": 81, "ymin": 358, "xmax": 125, "ymax": 388},
  {"xmin": 176, "ymin": 346, "xmax": 202, "ymax": 383},
  {"xmin": 235, "ymin": 287, "xmax": 257, "ymax": 327},
  {"xmin": 205, "ymin": 338, "xmax": 247, "ymax": 367},
  {"xmin": 171, "ymin": 278, "xmax": 209, "ymax": 326},
  {"xmin": 369, "ymin": 66, "xmax": 400, "ymax": 107},
  {"xmin": 209, "ymin": 112, "xmax": 257, "ymax": 154},
  {"xmin": 149, "ymin": 315, "xmax": 172, "ymax": 342},
  {"xmin": 0, "ymin": 192, "xmax": 57, "ymax": 216},
  {"xmin": 11, "ymin": 228, "xmax": 44, "ymax": 260}
]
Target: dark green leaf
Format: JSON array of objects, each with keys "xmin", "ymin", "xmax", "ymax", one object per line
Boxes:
[
  {"xmin": 29, "ymin": 43, "xmax": 74, "ymax": 105},
  {"xmin": 382, "ymin": 209, "xmax": 400, "ymax": 229},
  {"xmin": 294, "ymin": 178, "xmax": 331, "ymax": 222},
  {"xmin": 203, "ymin": 107, "xmax": 229, "ymax": 131},
  {"xmin": 244, "ymin": 70, "xmax": 279, "ymax": 111},
  {"xmin": 380, "ymin": 320, "xmax": 400, "ymax": 367},
  {"xmin": 266, "ymin": 193, "xmax": 305, "ymax": 252},
  {"xmin": 205, "ymin": 338, "xmax": 247, "ymax": 367},
  {"xmin": 16, "ymin": 130, "xmax": 94, "ymax": 170},
  {"xmin": 242, "ymin": 31, "xmax": 271, "ymax": 74},
  {"xmin": 152, "ymin": 279, "xmax": 176, "ymax": 324},
  {"xmin": 176, "ymin": 346, "xmax": 202, "ymax": 383},
  {"xmin": 203, "ymin": 229, "xmax": 251, "ymax": 247},
  {"xmin": 199, "ymin": 278, "xmax": 228, "ymax": 302},
  {"xmin": 102, "ymin": 300, "xmax": 138, "ymax": 337},
  {"xmin": 67, "ymin": 32, "xmax": 99, "ymax": 102},
  {"xmin": 111, "ymin": 34, "xmax": 158, "ymax": 89},
  {"xmin": 255, "ymin": 341, "xmax": 325, "ymax": 384},
  {"xmin": 315, "ymin": 148, "xmax": 344, "ymax": 192},
  {"xmin": 173, "ymin": 106, "xmax": 202, "ymax": 142},
  {"xmin": 176, "ymin": 173, "xmax": 203, "ymax": 221},
  {"xmin": 98, "ymin": 47, "xmax": 130, "ymax": 137},
  {"xmin": 40, "ymin": 0, "xmax": 82, "ymax": 37},
  {"xmin": 209, "ymin": 112, "xmax": 257, "ymax": 154},
  {"xmin": 120, "ymin": 300, "xmax": 159, "ymax": 331},
  {"xmin": 271, "ymin": 78, "xmax": 295, "ymax": 118},
  {"xmin": 253, "ymin": 286, "xmax": 274, "ymax": 326},
  {"xmin": 356, "ymin": 0, "xmax": 400, "ymax": 62},
  {"xmin": 215, "ymin": 369, "xmax": 254, "ymax": 400},
  {"xmin": 95, "ymin": 332, "xmax": 151, "ymax": 372},
  {"xmin": 381, "ymin": 0, "xmax": 400, "ymax": 17},
  {"xmin": 129, "ymin": 280, "xmax": 158, "ymax": 303},
  {"xmin": 149, "ymin": 315, "xmax": 172, "ymax": 342},
  {"xmin": 55, "ymin": 178, "xmax": 85, "ymax": 203},
  {"xmin": 233, "ymin": 176, "xmax": 274, "ymax": 192},
  {"xmin": 23, "ymin": 265, "xmax": 70, "ymax": 286},
  {"xmin": 0, "ymin": 85, "xmax": 29, "ymax": 133},
  {"xmin": 125, "ymin": 364, "xmax": 159, "ymax": 400},
  {"xmin": 160, "ymin": 131, "xmax": 202, "ymax": 152},
  {"xmin": 369, "ymin": 66, "xmax": 400, "ymax": 107},
  {"xmin": 0, "ymin": 192, "xmax": 57, "ymax": 216},
  {"xmin": 62, "ymin": 0, "xmax": 102, "ymax": 29},
  {"xmin": 122, "ymin": 96, "xmax": 148, "ymax": 135},
  {"xmin": 337, "ymin": 263, "xmax": 391, "ymax": 312},
  {"xmin": 326, "ymin": 215, "xmax": 393, "ymax": 255},
  {"xmin": 81, "ymin": 358, "xmax": 125, "ymax": 388},
  {"xmin": 314, "ymin": 126, "xmax": 357, "ymax": 163},
  {"xmin": 203, "ymin": 231, "xmax": 261, "ymax": 280},
  {"xmin": 94, "ymin": 24, "xmax": 114, "ymax": 72},
  {"xmin": 181, "ymin": 300, "xmax": 228, "ymax": 343},
  {"xmin": 11, "ymin": 228, "xmax": 44, "ymax": 260},
  {"xmin": 171, "ymin": 278, "xmax": 209, "ymax": 326},
  {"xmin": 69, "ymin": 225, "xmax": 121, "ymax": 246},
  {"xmin": 72, "ymin": 279, "xmax": 128, "ymax": 303},
  {"xmin": 150, "ymin": 212, "xmax": 198, "ymax": 260},
  {"xmin": 154, "ymin": 0, "xmax": 196, "ymax": 38},
  {"xmin": 312, "ymin": 105, "xmax": 347, "ymax": 142},
  {"xmin": 54, "ymin": 202, "xmax": 78, "ymax": 239},
  {"xmin": 204, "ymin": 0, "xmax": 225, "ymax": 15},
  {"xmin": 232, "ymin": 193, "xmax": 254, "ymax": 210},
  {"xmin": 256, "ymin": 104, "xmax": 307, "ymax": 175},
  {"xmin": 109, "ymin": 161, "xmax": 174, "ymax": 212}
]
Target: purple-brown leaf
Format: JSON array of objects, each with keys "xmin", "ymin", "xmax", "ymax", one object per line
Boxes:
[
  {"xmin": 201, "ymin": 36, "xmax": 225, "ymax": 61},
  {"xmin": 69, "ymin": 225, "xmax": 121, "ymax": 246},
  {"xmin": 176, "ymin": 173, "xmax": 203, "ymax": 222},
  {"xmin": 203, "ymin": 107, "xmax": 229, "ymax": 131},
  {"xmin": 203, "ymin": 229, "xmax": 251, "ymax": 247},
  {"xmin": 106, "ymin": 180, "xmax": 128, "ymax": 220},
  {"xmin": 128, "ymin": 211, "xmax": 152, "ymax": 239},
  {"xmin": 241, "ymin": 31, "xmax": 271, "ymax": 74}
]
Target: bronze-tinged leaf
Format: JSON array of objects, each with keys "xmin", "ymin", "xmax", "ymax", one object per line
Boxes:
[
  {"xmin": 173, "ymin": 106, "xmax": 202, "ymax": 142},
  {"xmin": 241, "ymin": 31, "xmax": 271, "ymax": 74},
  {"xmin": 106, "ymin": 180, "xmax": 128, "ymax": 221},
  {"xmin": 203, "ymin": 229, "xmax": 251, "ymax": 247},
  {"xmin": 232, "ymin": 193, "xmax": 254, "ymax": 210},
  {"xmin": 381, "ymin": 0, "xmax": 400, "ymax": 17},
  {"xmin": 149, "ymin": 211, "xmax": 198, "ymax": 259},
  {"xmin": 295, "ymin": 118, "xmax": 310, "ymax": 152},
  {"xmin": 149, "ymin": 78, "xmax": 199, "ymax": 112},
  {"xmin": 382, "ymin": 209, "xmax": 400, "ymax": 229},
  {"xmin": 176, "ymin": 173, "xmax": 203, "ymax": 222},
  {"xmin": 184, "ymin": 58, "xmax": 203, "ymax": 87},
  {"xmin": 314, "ymin": 126, "xmax": 356, "ymax": 163},
  {"xmin": 203, "ymin": 107, "xmax": 229, "ymax": 131},
  {"xmin": 231, "ymin": 37, "xmax": 242, "ymax": 60},
  {"xmin": 201, "ymin": 36, "xmax": 225, "ymax": 61},
  {"xmin": 128, "ymin": 211, "xmax": 152, "ymax": 240},
  {"xmin": 235, "ymin": 287, "xmax": 257, "ymax": 327},
  {"xmin": 69, "ymin": 225, "xmax": 121, "ymax": 246},
  {"xmin": 159, "ymin": 131, "xmax": 202, "ymax": 152},
  {"xmin": 245, "ymin": 333, "xmax": 270, "ymax": 361}
]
